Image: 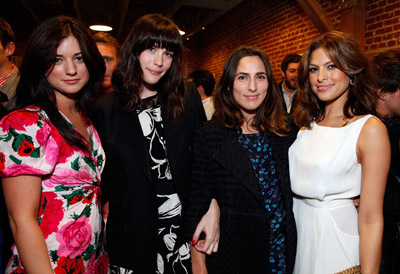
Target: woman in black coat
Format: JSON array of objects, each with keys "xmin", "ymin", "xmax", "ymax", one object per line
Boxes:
[
  {"xmin": 91, "ymin": 14, "xmax": 218, "ymax": 274},
  {"xmin": 186, "ymin": 46, "xmax": 297, "ymax": 274}
]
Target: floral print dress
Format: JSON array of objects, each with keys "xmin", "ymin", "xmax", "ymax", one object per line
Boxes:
[{"xmin": 0, "ymin": 106, "xmax": 108, "ymax": 274}]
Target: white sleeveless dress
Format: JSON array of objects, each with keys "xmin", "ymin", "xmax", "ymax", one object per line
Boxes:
[{"xmin": 289, "ymin": 115, "xmax": 374, "ymax": 274}]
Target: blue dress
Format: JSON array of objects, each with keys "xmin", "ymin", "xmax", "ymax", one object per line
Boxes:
[{"xmin": 238, "ymin": 132, "xmax": 287, "ymax": 273}]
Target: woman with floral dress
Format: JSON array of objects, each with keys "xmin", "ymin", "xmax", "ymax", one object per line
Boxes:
[{"xmin": 0, "ymin": 16, "xmax": 108, "ymax": 273}]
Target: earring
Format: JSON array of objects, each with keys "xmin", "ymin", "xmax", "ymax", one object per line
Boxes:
[{"xmin": 349, "ymin": 78, "xmax": 354, "ymax": 86}]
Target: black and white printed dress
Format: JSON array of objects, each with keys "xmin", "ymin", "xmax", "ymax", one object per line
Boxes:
[{"xmin": 109, "ymin": 94, "xmax": 191, "ymax": 274}]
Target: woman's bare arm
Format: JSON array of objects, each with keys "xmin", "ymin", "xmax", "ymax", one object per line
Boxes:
[{"xmin": 3, "ymin": 175, "xmax": 53, "ymax": 274}]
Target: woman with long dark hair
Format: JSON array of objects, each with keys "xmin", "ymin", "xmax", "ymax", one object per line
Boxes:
[
  {"xmin": 290, "ymin": 31, "xmax": 390, "ymax": 274},
  {"xmin": 0, "ymin": 16, "xmax": 108, "ymax": 273},
  {"xmin": 185, "ymin": 46, "xmax": 297, "ymax": 273},
  {"xmin": 91, "ymin": 13, "xmax": 217, "ymax": 273}
]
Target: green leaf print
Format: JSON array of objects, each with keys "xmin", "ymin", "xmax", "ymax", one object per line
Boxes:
[
  {"xmin": 12, "ymin": 255, "xmax": 19, "ymax": 267},
  {"xmin": 82, "ymin": 244, "xmax": 96, "ymax": 260},
  {"xmin": 0, "ymin": 128, "xmax": 13, "ymax": 142},
  {"xmin": 55, "ymin": 184, "xmax": 75, "ymax": 192},
  {"xmin": 30, "ymin": 147, "xmax": 41, "ymax": 158},
  {"xmin": 83, "ymin": 156, "xmax": 96, "ymax": 172},
  {"xmin": 50, "ymin": 250, "xmax": 59, "ymax": 263},
  {"xmin": 62, "ymin": 189, "xmax": 86, "ymax": 200},
  {"xmin": 9, "ymin": 155, "xmax": 22, "ymax": 164},
  {"xmin": 97, "ymin": 154, "xmax": 104, "ymax": 168},
  {"xmin": 71, "ymin": 157, "xmax": 80, "ymax": 171},
  {"xmin": 71, "ymin": 204, "xmax": 91, "ymax": 219}
]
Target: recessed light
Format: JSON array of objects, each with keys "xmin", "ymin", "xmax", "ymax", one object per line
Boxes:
[{"xmin": 89, "ymin": 25, "xmax": 113, "ymax": 32}]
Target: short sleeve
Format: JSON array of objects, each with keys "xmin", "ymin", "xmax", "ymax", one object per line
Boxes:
[{"xmin": 0, "ymin": 109, "xmax": 58, "ymax": 177}]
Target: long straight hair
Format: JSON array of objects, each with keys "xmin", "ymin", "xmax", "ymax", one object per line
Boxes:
[
  {"xmin": 213, "ymin": 46, "xmax": 289, "ymax": 135},
  {"xmin": 15, "ymin": 15, "xmax": 105, "ymax": 153},
  {"xmin": 112, "ymin": 13, "xmax": 185, "ymax": 120},
  {"xmin": 293, "ymin": 31, "xmax": 377, "ymax": 128}
]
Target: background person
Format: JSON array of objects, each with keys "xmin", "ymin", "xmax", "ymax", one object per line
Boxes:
[
  {"xmin": 93, "ymin": 31, "xmax": 120, "ymax": 97},
  {"xmin": 279, "ymin": 53, "xmax": 301, "ymax": 114},
  {"xmin": 369, "ymin": 49, "xmax": 400, "ymax": 274},
  {"xmin": 188, "ymin": 69, "xmax": 215, "ymax": 120},
  {"xmin": 0, "ymin": 16, "xmax": 108, "ymax": 273},
  {"xmin": 0, "ymin": 17, "xmax": 19, "ymax": 273},
  {"xmin": 290, "ymin": 31, "xmax": 390, "ymax": 274},
  {"xmin": 186, "ymin": 46, "xmax": 297, "ymax": 274}
]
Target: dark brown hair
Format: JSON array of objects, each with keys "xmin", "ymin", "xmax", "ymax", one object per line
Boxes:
[
  {"xmin": 112, "ymin": 14, "xmax": 185, "ymax": 120},
  {"xmin": 213, "ymin": 46, "xmax": 289, "ymax": 135},
  {"xmin": 15, "ymin": 15, "xmax": 105, "ymax": 153},
  {"xmin": 293, "ymin": 31, "xmax": 377, "ymax": 128},
  {"xmin": 369, "ymin": 49, "xmax": 400, "ymax": 94}
]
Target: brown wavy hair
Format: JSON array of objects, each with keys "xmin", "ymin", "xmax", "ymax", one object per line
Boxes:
[
  {"xmin": 112, "ymin": 14, "xmax": 184, "ymax": 120},
  {"xmin": 292, "ymin": 31, "xmax": 377, "ymax": 128},
  {"xmin": 213, "ymin": 46, "xmax": 289, "ymax": 135}
]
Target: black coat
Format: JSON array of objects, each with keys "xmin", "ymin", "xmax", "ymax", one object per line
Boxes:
[
  {"xmin": 185, "ymin": 121, "xmax": 297, "ymax": 274},
  {"xmin": 90, "ymin": 85, "xmax": 206, "ymax": 272}
]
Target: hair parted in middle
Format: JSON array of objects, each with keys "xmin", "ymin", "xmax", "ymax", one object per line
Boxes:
[
  {"xmin": 293, "ymin": 31, "xmax": 377, "ymax": 128},
  {"xmin": 213, "ymin": 46, "xmax": 289, "ymax": 135},
  {"xmin": 113, "ymin": 13, "xmax": 185, "ymax": 120}
]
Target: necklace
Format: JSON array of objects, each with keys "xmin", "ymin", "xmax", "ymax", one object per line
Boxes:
[{"xmin": 342, "ymin": 116, "xmax": 350, "ymax": 127}]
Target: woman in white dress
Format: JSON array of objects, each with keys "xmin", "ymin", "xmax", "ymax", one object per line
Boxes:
[{"xmin": 289, "ymin": 31, "xmax": 390, "ymax": 274}]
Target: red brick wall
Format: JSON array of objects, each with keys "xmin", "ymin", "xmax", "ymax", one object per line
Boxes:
[
  {"xmin": 366, "ymin": 0, "xmax": 400, "ymax": 56},
  {"xmin": 184, "ymin": 0, "xmax": 400, "ymax": 83}
]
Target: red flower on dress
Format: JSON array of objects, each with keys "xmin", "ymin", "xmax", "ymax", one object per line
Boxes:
[
  {"xmin": 9, "ymin": 267, "xmax": 25, "ymax": 274},
  {"xmin": 54, "ymin": 256, "xmax": 85, "ymax": 274},
  {"xmin": 82, "ymin": 192, "xmax": 94, "ymax": 204},
  {"xmin": 39, "ymin": 191, "xmax": 64, "ymax": 239},
  {"xmin": 1, "ymin": 110, "xmax": 38, "ymax": 132},
  {"xmin": 95, "ymin": 252, "xmax": 110, "ymax": 274},
  {"xmin": 17, "ymin": 140, "xmax": 34, "ymax": 156},
  {"xmin": 0, "ymin": 152, "xmax": 5, "ymax": 173},
  {"xmin": 69, "ymin": 194, "xmax": 84, "ymax": 205}
]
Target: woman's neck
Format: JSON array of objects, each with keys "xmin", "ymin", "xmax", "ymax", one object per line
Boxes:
[
  {"xmin": 140, "ymin": 83, "xmax": 158, "ymax": 99},
  {"xmin": 241, "ymin": 116, "xmax": 259, "ymax": 134}
]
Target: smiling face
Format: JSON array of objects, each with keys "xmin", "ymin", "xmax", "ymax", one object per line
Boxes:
[
  {"xmin": 308, "ymin": 47, "xmax": 350, "ymax": 105},
  {"xmin": 139, "ymin": 46, "xmax": 174, "ymax": 96},
  {"xmin": 46, "ymin": 35, "xmax": 89, "ymax": 102},
  {"xmin": 233, "ymin": 56, "xmax": 268, "ymax": 120},
  {"xmin": 282, "ymin": 62, "xmax": 299, "ymax": 91}
]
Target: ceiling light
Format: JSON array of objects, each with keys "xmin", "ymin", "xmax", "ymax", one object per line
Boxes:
[
  {"xmin": 90, "ymin": 25, "xmax": 113, "ymax": 32},
  {"xmin": 179, "ymin": 29, "xmax": 185, "ymax": 35}
]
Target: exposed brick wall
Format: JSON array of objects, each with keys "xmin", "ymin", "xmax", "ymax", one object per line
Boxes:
[
  {"xmin": 366, "ymin": 0, "xmax": 400, "ymax": 56},
  {"xmin": 184, "ymin": 0, "xmax": 400, "ymax": 83}
]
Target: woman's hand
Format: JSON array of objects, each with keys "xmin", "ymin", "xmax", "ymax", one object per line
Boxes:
[{"xmin": 192, "ymin": 198, "xmax": 220, "ymax": 254}]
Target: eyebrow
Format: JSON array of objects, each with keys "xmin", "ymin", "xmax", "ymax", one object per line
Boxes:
[
  {"xmin": 235, "ymin": 72, "xmax": 267, "ymax": 76},
  {"xmin": 309, "ymin": 60, "xmax": 334, "ymax": 67},
  {"xmin": 55, "ymin": 52, "xmax": 82, "ymax": 57}
]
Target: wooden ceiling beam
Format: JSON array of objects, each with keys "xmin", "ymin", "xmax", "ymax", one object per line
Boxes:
[
  {"xmin": 296, "ymin": 0, "xmax": 335, "ymax": 34},
  {"xmin": 338, "ymin": 0, "xmax": 365, "ymax": 50},
  {"xmin": 21, "ymin": 0, "xmax": 40, "ymax": 23},
  {"xmin": 183, "ymin": 0, "xmax": 228, "ymax": 11},
  {"xmin": 117, "ymin": 0, "xmax": 130, "ymax": 38},
  {"xmin": 73, "ymin": 0, "xmax": 82, "ymax": 21}
]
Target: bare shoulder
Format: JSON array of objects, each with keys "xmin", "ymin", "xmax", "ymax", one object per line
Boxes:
[
  {"xmin": 360, "ymin": 116, "xmax": 387, "ymax": 139},
  {"xmin": 357, "ymin": 116, "xmax": 390, "ymax": 160}
]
